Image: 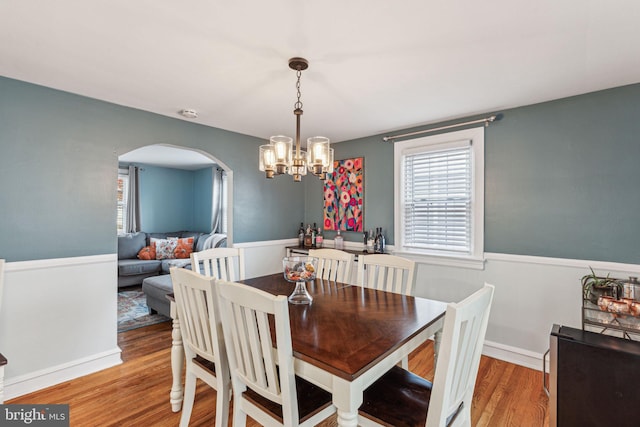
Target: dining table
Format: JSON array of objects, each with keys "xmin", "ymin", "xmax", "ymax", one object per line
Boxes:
[{"xmin": 167, "ymin": 273, "xmax": 447, "ymax": 427}]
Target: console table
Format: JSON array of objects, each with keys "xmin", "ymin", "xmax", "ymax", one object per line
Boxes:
[{"xmin": 286, "ymin": 245, "xmax": 385, "ymax": 259}]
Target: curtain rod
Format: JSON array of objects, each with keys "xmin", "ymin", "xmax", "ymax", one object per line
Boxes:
[{"xmin": 382, "ymin": 114, "xmax": 501, "ymax": 142}]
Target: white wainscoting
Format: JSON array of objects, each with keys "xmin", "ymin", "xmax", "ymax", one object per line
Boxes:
[
  {"xmin": 412, "ymin": 252, "xmax": 640, "ymax": 371},
  {"xmin": 1, "ymin": 254, "xmax": 121, "ymax": 400},
  {"xmin": 2, "ymin": 244, "xmax": 638, "ymax": 399},
  {"xmin": 234, "ymin": 239, "xmax": 295, "ymax": 279}
]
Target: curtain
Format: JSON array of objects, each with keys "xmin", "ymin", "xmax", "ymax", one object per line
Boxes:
[
  {"xmin": 126, "ymin": 165, "xmax": 140, "ymax": 233},
  {"xmin": 211, "ymin": 168, "xmax": 224, "ymax": 233}
]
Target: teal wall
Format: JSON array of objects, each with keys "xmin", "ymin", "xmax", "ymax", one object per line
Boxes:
[
  {"xmin": 0, "ymin": 76, "xmax": 304, "ymax": 262},
  {"xmin": 132, "ymin": 164, "xmax": 214, "ymax": 233},
  {"xmin": 2, "ymin": 74, "xmax": 639, "ymax": 264},
  {"xmin": 193, "ymin": 167, "xmax": 214, "ymax": 232},
  {"xmin": 306, "ymin": 84, "xmax": 640, "ymax": 264}
]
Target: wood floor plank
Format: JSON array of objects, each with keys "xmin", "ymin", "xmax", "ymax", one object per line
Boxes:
[{"xmin": 7, "ymin": 322, "xmax": 549, "ymax": 426}]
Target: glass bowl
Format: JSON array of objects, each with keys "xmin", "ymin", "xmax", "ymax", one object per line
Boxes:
[{"xmin": 283, "ymin": 256, "xmax": 318, "ymax": 304}]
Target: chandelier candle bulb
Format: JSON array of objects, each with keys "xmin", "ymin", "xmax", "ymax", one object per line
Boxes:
[{"xmin": 259, "ymin": 144, "xmax": 277, "ymax": 178}]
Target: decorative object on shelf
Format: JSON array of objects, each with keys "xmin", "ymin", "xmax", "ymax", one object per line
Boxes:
[
  {"xmin": 334, "ymin": 230, "xmax": 344, "ymax": 250},
  {"xmin": 258, "ymin": 57, "xmax": 333, "ymax": 182},
  {"xmin": 581, "ymin": 267, "xmax": 640, "ymax": 340},
  {"xmin": 323, "ymin": 157, "xmax": 364, "ymax": 232},
  {"xmin": 283, "ymin": 256, "xmax": 317, "ymax": 305},
  {"xmin": 623, "ymin": 276, "xmax": 639, "ymax": 299},
  {"xmin": 581, "ymin": 267, "xmax": 623, "ymax": 304},
  {"xmin": 366, "ymin": 228, "xmax": 375, "ymax": 253}
]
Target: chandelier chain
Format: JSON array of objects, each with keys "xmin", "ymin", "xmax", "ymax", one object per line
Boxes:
[{"xmin": 294, "ymin": 68, "xmax": 303, "ymax": 110}]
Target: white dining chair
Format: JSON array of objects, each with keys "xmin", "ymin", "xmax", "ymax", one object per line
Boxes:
[
  {"xmin": 308, "ymin": 248, "xmax": 355, "ymax": 284},
  {"xmin": 358, "ymin": 283, "xmax": 495, "ymax": 427},
  {"xmin": 170, "ymin": 267, "xmax": 231, "ymax": 427},
  {"xmin": 191, "ymin": 247, "xmax": 245, "ymax": 281},
  {"xmin": 356, "ymin": 254, "xmax": 416, "ymax": 296},
  {"xmin": 0, "ymin": 259, "xmax": 6, "ymax": 404},
  {"xmin": 216, "ymin": 280, "xmax": 337, "ymax": 427}
]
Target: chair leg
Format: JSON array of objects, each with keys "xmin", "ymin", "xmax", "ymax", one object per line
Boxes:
[
  {"xmin": 179, "ymin": 369, "xmax": 197, "ymax": 427},
  {"xmin": 215, "ymin": 381, "xmax": 231, "ymax": 427},
  {"xmin": 232, "ymin": 401, "xmax": 247, "ymax": 427},
  {"xmin": 399, "ymin": 355, "xmax": 409, "ymax": 370}
]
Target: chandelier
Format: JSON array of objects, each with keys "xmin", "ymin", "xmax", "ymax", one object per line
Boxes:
[{"xmin": 259, "ymin": 57, "xmax": 333, "ymax": 182}]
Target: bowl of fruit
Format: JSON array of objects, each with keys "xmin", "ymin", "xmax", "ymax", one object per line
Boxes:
[{"xmin": 283, "ymin": 256, "xmax": 318, "ymax": 304}]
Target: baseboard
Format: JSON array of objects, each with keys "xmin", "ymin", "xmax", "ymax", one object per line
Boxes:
[
  {"xmin": 483, "ymin": 339, "xmax": 544, "ymax": 372},
  {"xmin": 3, "ymin": 348, "xmax": 122, "ymax": 401}
]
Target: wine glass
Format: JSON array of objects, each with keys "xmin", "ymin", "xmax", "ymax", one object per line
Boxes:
[{"xmin": 283, "ymin": 256, "xmax": 318, "ymax": 305}]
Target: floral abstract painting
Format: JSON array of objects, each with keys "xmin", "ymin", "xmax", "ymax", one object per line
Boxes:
[{"xmin": 323, "ymin": 157, "xmax": 364, "ymax": 232}]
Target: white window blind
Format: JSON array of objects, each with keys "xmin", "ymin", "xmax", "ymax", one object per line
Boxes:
[{"xmin": 402, "ymin": 143, "xmax": 472, "ymax": 254}]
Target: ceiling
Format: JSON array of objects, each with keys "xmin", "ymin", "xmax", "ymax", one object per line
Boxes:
[
  {"xmin": 119, "ymin": 145, "xmax": 217, "ymax": 170},
  {"xmin": 1, "ymin": 1, "xmax": 639, "ymax": 145}
]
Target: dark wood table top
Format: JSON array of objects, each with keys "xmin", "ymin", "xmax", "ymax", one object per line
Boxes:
[{"xmin": 240, "ymin": 273, "xmax": 446, "ymax": 381}]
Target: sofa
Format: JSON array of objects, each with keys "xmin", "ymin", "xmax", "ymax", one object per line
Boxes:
[{"xmin": 117, "ymin": 231, "xmax": 227, "ymax": 288}]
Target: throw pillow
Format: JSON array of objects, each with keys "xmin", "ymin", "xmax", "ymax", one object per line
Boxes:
[
  {"xmin": 152, "ymin": 238, "xmax": 178, "ymax": 260},
  {"xmin": 174, "ymin": 237, "xmax": 194, "ymax": 259},
  {"xmin": 137, "ymin": 243, "xmax": 157, "ymax": 260}
]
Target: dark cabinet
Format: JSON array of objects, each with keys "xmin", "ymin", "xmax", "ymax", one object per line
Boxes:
[{"xmin": 548, "ymin": 324, "xmax": 640, "ymax": 426}]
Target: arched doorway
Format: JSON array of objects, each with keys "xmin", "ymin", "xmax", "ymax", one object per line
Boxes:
[
  {"xmin": 116, "ymin": 144, "xmax": 234, "ymax": 333},
  {"xmin": 118, "ymin": 143, "xmax": 233, "ymax": 245}
]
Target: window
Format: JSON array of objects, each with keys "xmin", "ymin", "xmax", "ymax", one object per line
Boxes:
[
  {"xmin": 117, "ymin": 168, "xmax": 129, "ymax": 234},
  {"xmin": 394, "ymin": 127, "xmax": 484, "ymax": 268}
]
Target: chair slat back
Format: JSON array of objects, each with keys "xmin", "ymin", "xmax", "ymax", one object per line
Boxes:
[
  {"xmin": 308, "ymin": 249, "xmax": 355, "ymax": 283},
  {"xmin": 217, "ymin": 281, "xmax": 299, "ymax": 424},
  {"xmin": 170, "ymin": 268, "xmax": 227, "ymax": 367},
  {"xmin": 191, "ymin": 247, "xmax": 246, "ymax": 281},
  {"xmin": 356, "ymin": 254, "xmax": 416, "ymax": 295},
  {"xmin": 426, "ymin": 283, "xmax": 494, "ymax": 427}
]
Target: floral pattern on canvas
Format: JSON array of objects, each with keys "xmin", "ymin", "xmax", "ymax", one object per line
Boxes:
[{"xmin": 323, "ymin": 157, "xmax": 363, "ymax": 232}]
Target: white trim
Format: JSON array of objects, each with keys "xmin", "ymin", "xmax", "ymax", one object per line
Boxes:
[
  {"xmin": 5, "ymin": 254, "xmax": 117, "ymax": 272},
  {"xmin": 482, "ymin": 340, "xmax": 544, "ymax": 372},
  {"xmin": 485, "ymin": 252, "xmax": 640, "ymax": 273},
  {"xmin": 3, "ymin": 348, "xmax": 122, "ymax": 401},
  {"xmin": 232, "ymin": 238, "xmax": 298, "ymax": 249},
  {"xmin": 393, "ymin": 250, "xmax": 485, "ymax": 270}
]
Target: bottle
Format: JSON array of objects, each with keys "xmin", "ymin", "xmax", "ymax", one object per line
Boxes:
[
  {"xmin": 316, "ymin": 227, "xmax": 324, "ymax": 248},
  {"xmin": 367, "ymin": 229, "xmax": 375, "ymax": 253},
  {"xmin": 298, "ymin": 222, "xmax": 305, "ymax": 247},
  {"xmin": 363, "ymin": 230, "xmax": 368, "ymax": 252},
  {"xmin": 334, "ymin": 229, "xmax": 344, "ymax": 250},
  {"xmin": 312, "ymin": 223, "xmax": 317, "ymax": 248},
  {"xmin": 304, "ymin": 224, "xmax": 313, "ymax": 248},
  {"xmin": 374, "ymin": 228, "xmax": 385, "ymax": 253}
]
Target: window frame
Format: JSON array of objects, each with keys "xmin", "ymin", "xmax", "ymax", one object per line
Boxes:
[{"xmin": 393, "ymin": 127, "xmax": 485, "ymax": 269}]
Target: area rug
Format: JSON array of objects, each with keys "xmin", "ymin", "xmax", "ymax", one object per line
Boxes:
[{"xmin": 118, "ymin": 286, "xmax": 170, "ymax": 333}]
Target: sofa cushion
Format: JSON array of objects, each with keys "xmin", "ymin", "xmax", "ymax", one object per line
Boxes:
[
  {"xmin": 118, "ymin": 232, "xmax": 147, "ymax": 260},
  {"xmin": 137, "ymin": 244, "xmax": 156, "ymax": 260},
  {"xmin": 174, "ymin": 237, "xmax": 194, "ymax": 259},
  {"xmin": 161, "ymin": 259, "xmax": 192, "ymax": 274},
  {"xmin": 118, "ymin": 259, "xmax": 162, "ymax": 276},
  {"xmin": 152, "ymin": 238, "xmax": 178, "ymax": 260}
]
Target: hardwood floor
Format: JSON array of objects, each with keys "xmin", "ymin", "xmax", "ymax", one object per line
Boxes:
[{"xmin": 8, "ymin": 322, "xmax": 549, "ymax": 426}]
